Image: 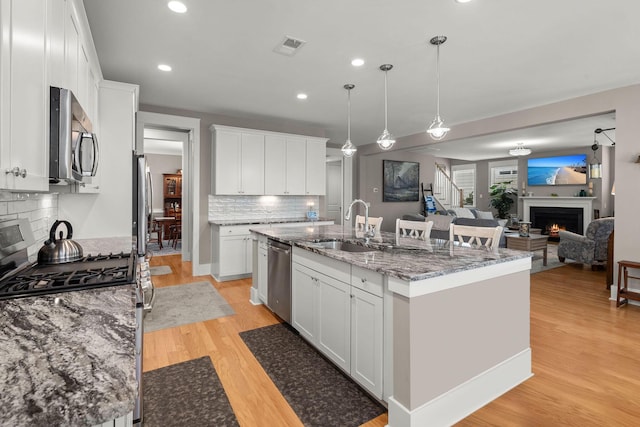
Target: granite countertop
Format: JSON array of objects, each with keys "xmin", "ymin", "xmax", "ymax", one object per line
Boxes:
[
  {"xmin": 74, "ymin": 236, "xmax": 133, "ymax": 255},
  {"xmin": 0, "ymin": 285, "xmax": 138, "ymax": 426},
  {"xmin": 209, "ymin": 217, "xmax": 334, "ymax": 226},
  {"xmin": 252, "ymin": 224, "xmax": 531, "ymax": 282}
]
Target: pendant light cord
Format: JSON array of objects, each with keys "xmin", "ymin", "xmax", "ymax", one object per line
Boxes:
[
  {"xmin": 347, "ymin": 88, "xmax": 351, "ymax": 141},
  {"xmin": 435, "ymin": 42, "xmax": 441, "ymax": 118},
  {"xmin": 384, "ymin": 70, "xmax": 389, "ymax": 130}
]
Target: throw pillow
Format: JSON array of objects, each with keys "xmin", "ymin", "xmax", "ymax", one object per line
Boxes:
[
  {"xmin": 426, "ymin": 214, "xmax": 453, "ymax": 231},
  {"xmin": 449, "ymin": 207, "xmax": 475, "ymax": 219},
  {"xmin": 476, "ymin": 210, "xmax": 495, "ymax": 220}
]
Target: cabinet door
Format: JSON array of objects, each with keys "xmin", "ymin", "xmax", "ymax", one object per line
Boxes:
[
  {"xmin": 257, "ymin": 245, "xmax": 268, "ymax": 303},
  {"xmin": 292, "ymin": 263, "xmax": 317, "ymax": 343},
  {"xmin": 0, "ymin": 0, "xmax": 48, "ymax": 191},
  {"xmin": 317, "ymin": 273, "xmax": 351, "ymax": 372},
  {"xmin": 240, "ymin": 133, "xmax": 264, "ymax": 195},
  {"xmin": 214, "ymin": 130, "xmax": 241, "ymax": 194},
  {"xmin": 264, "ymin": 135, "xmax": 286, "ymax": 195},
  {"xmin": 47, "ymin": 0, "xmax": 66, "ymax": 88},
  {"xmin": 351, "ymin": 287, "xmax": 383, "ymax": 398},
  {"xmin": 243, "ymin": 236, "xmax": 253, "ymax": 273},
  {"xmin": 305, "ymin": 139, "xmax": 326, "ymax": 195},
  {"xmin": 64, "ymin": 9, "xmax": 78, "ymax": 95},
  {"xmin": 285, "ymin": 137, "xmax": 306, "ymax": 195},
  {"xmin": 220, "ymin": 235, "xmax": 248, "ymax": 277}
]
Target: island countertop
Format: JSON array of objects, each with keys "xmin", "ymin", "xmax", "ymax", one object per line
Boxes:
[
  {"xmin": 209, "ymin": 217, "xmax": 334, "ymax": 226},
  {"xmin": 252, "ymin": 224, "xmax": 531, "ymax": 282},
  {"xmin": 0, "ymin": 285, "xmax": 137, "ymax": 426}
]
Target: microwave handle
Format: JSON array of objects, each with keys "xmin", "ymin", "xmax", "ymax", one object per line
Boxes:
[{"xmin": 75, "ymin": 133, "xmax": 99, "ymax": 177}]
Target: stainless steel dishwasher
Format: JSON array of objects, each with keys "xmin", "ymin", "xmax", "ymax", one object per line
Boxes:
[{"xmin": 267, "ymin": 239, "xmax": 292, "ymax": 323}]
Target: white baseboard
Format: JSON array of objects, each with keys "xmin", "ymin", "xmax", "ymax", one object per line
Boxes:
[
  {"xmin": 387, "ymin": 348, "xmax": 532, "ymax": 427},
  {"xmin": 249, "ymin": 287, "xmax": 262, "ymax": 305}
]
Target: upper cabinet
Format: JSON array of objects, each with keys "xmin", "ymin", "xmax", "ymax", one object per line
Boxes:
[
  {"xmin": 0, "ymin": 0, "xmax": 49, "ymax": 191},
  {"xmin": 211, "ymin": 125, "xmax": 328, "ymax": 196},
  {"xmin": 0, "ymin": 0, "xmax": 102, "ymax": 192},
  {"xmin": 213, "ymin": 128, "xmax": 265, "ymax": 195}
]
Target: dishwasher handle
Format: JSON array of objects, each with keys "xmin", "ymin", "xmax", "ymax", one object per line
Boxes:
[{"xmin": 270, "ymin": 245, "xmax": 290, "ymax": 255}]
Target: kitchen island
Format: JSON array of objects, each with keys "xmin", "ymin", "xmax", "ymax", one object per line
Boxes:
[{"xmin": 252, "ymin": 224, "xmax": 533, "ymax": 427}]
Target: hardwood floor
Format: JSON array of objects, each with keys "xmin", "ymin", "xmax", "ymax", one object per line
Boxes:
[{"xmin": 146, "ymin": 255, "xmax": 640, "ymax": 426}]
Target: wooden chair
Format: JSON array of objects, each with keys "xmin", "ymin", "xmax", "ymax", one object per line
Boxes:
[
  {"xmin": 168, "ymin": 219, "xmax": 181, "ymax": 249},
  {"xmin": 396, "ymin": 219, "xmax": 433, "ymax": 240},
  {"xmin": 355, "ymin": 215, "xmax": 383, "ymax": 235},
  {"xmin": 148, "ymin": 218, "xmax": 162, "ymax": 249},
  {"xmin": 449, "ymin": 224, "xmax": 503, "ymax": 250}
]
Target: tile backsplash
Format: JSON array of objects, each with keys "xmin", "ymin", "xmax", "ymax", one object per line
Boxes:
[
  {"xmin": 208, "ymin": 195, "xmax": 319, "ymax": 221},
  {"xmin": 0, "ymin": 191, "xmax": 59, "ymax": 259}
]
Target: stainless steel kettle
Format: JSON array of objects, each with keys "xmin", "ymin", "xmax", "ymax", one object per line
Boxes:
[{"xmin": 37, "ymin": 220, "xmax": 84, "ymax": 264}]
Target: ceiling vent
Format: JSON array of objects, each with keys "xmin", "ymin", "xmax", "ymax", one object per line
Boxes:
[{"xmin": 273, "ymin": 36, "xmax": 306, "ymax": 56}]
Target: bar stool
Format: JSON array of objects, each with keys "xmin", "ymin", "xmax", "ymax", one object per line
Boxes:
[{"xmin": 616, "ymin": 260, "xmax": 640, "ymax": 307}]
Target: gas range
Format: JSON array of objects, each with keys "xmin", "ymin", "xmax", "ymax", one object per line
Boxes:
[{"xmin": 0, "ymin": 252, "xmax": 136, "ymax": 301}]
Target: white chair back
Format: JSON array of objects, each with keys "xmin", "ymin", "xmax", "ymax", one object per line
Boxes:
[
  {"xmin": 396, "ymin": 219, "xmax": 433, "ymax": 240},
  {"xmin": 449, "ymin": 224, "xmax": 503, "ymax": 249},
  {"xmin": 356, "ymin": 215, "xmax": 383, "ymax": 235}
]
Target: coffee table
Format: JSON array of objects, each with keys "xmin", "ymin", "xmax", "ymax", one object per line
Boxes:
[{"xmin": 505, "ymin": 234, "xmax": 549, "ymax": 266}]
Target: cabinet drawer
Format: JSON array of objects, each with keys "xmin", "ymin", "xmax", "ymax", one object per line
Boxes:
[
  {"xmin": 220, "ymin": 225, "xmax": 252, "ymax": 236},
  {"xmin": 351, "ymin": 266, "xmax": 383, "ymax": 297}
]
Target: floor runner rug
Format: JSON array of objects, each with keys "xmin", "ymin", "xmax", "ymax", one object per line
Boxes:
[
  {"xmin": 239, "ymin": 323, "xmax": 386, "ymax": 427},
  {"xmin": 150, "ymin": 265, "xmax": 172, "ymax": 276},
  {"xmin": 143, "ymin": 356, "xmax": 239, "ymax": 427},
  {"xmin": 144, "ymin": 281, "xmax": 234, "ymax": 332}
]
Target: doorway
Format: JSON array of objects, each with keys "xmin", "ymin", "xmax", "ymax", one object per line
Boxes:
[
  {"xmin": 323, "ymin": 147, "xmax": 352, "ymax": 226},
  {"xmin": 136, "ymin": 112, "xmax": 202, "ymax": 276}
]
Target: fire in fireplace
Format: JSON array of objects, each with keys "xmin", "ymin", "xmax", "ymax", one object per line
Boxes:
[{"xmin": 530, "ymin": 207, "xmax": 583, "ymax": 242}]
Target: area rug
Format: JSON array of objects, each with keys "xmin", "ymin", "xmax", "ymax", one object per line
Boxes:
[
  {"xmin": 147, "ymin": 240, "xmax": 182, "ymax": 257},
  {"xmin": 144, "ymin": 281, "xmax": 235, "ymax": 332},
  {"xmin": 143, "ymin": 356, "xmax": 239, "ymax": 427},
  {"xmin": 150, "ymin": 265, "xmax": 172, "ymax": 276},
  {"xmin": 530, "ymin": 243, "xmax": 566, "ymax": 274},
  {"xmin": 239, "ymin": 323, "xmax": 386, "ymax": 427}
]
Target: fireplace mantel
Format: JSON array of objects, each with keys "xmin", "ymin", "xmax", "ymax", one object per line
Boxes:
[{"xmin": 522, "ymin": 197, "xmax": 595, "ymax": 234}]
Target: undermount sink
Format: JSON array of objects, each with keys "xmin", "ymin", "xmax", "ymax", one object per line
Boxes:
[{"xmin": 309, "ymin": 240, "xmax": 377, "ymax": 253}]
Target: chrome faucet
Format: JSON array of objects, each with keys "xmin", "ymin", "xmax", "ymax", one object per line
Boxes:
[{"xmin": 345, "ymin": 199, "xmax": 375, "ymax": 241}]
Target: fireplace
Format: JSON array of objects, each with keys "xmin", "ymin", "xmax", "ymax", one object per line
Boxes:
[
  {"xmin": 522, "ymin": 196, "xmax": 594, "ymax": 241},
  {"xmin": 530, "ymin": 207, "xmax": 583, "ymax": 241}
]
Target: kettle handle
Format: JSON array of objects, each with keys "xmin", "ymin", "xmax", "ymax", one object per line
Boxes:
[{"xmin": 49, "ymin": 220, "xmax": 73, "ymax": 242}]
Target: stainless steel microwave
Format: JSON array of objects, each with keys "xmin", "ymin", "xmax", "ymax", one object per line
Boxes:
[{"xmin": 49, "ymin": 86, "xmax": 99, "ymax": 184}]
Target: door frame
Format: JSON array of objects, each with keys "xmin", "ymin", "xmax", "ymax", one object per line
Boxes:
[
  {"xmin": 325, "ymin": 147, "xmax": 352, "ymax": 225},
  {"xmin": 136, "ymin": 111, "xmax": 203, "ymax": 276}
]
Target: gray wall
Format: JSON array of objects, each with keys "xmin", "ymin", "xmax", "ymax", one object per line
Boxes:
[{"xmin": 139, "ymin": 103, "xmax": 327, "ymax": 265}]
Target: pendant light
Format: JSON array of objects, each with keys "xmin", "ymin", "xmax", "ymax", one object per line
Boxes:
[
  {"xmin": 426, "ymin": 35, "xmax": 450, "ymax": 140},
  {"xmin": 509, "ymin": 142, "xmax": 532, "ymax": 156},
  {"xmin": 377, "ymin": 64, "xmax": 395, "ymax": 150},
  {"xmin": 341, "ymin": 84, "xmax": 357, "ymax": 157}
]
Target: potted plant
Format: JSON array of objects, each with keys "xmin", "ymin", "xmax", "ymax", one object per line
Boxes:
[{"xmin": 488, "ymin": 181, "xmax": 517, "ymax": 219}]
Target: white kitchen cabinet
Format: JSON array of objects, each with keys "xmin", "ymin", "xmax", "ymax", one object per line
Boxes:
[
  {"xmin": 211, "ymin": 224, "xmax": 254, "ymax": 281},
  {"xmin": 350, "ymin": 266, "xmax": 384, "ymax": 398},
  {"xmin": 0, "ymin": 0, "xmax": 49, "ymax": 191},
  {"xmin": 292, "ymin": 249, "xmax": 352, "ymax": 371},
  {"xmin": 305, "ymin": 138, "xmax": 326, "ymax": 195},
  {"xmin": 212, "ymin": 127, "xmax": 265, "ymax": 195},
  {"xmin": 264, "ymin": 135, "xmax": 306, "ymax": 195}
]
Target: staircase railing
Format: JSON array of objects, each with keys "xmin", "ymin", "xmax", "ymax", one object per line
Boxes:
[{"xmin": 433, "ymin": 163, "xmax": 464, "ymax": 209}]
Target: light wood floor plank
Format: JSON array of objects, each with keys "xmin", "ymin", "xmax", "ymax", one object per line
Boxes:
[{"xmin": 146, "ymin": 254, "xmax": 640, "ymax": 426}]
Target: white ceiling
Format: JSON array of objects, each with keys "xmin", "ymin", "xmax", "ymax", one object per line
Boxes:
[{"xmin": 83, "ymin": 0, "xmax": 640, "ymax": 159}]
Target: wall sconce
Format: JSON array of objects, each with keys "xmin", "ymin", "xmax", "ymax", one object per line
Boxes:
[
  {"xmin": 589, "ymin": 131, "xmax": 602, "ymax": 179},
  {"xmin": 635, "ymin": 155, "xmax": 640, "ymax": 164}
]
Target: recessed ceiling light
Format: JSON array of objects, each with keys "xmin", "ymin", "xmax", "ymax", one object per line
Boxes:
[
  {"xmin": 351, "ymin": 58, "xmax": 365, "ymax": 67},
  {"xmin": 455, "ymin": 0, "xmax": 473, "ymax": 3},
  {"xmin": 168, "ymin": 1, "xmax": 187, "ymax": 13},
  {"xmin": 158, "ymin": 64, "xmax": 172, "ymax": 72},
  {"xmin": 297, "ymin": 93, "xmax": 308, "ymax": 100}
]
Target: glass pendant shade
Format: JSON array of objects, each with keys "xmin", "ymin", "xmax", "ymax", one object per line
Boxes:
[
  {"xmin": 341, "ymin": 139, "xmax": 357, "ymax": 157},
  {"xmin": 426, "ymin": 116, "xmax": 450, "ymax": 141},
  {"xmin": 377, "ymin": 64, "xmax": 395, "ymax": 150},
  {"xmin": 589, "ymin": 161, "xmax": 602, "ymax": 179},
  {"xmin": 341, "ymin": 84, "xmax": 357, "ymax": 157}
]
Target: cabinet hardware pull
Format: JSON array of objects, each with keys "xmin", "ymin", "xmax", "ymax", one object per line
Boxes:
[
  {"xmin": 5, "ymin": 167, "xmax": 26, "ymax": 178},
  {"xmin": 361, "ymin": 277, "xmax": 367, "ymax": 283}
]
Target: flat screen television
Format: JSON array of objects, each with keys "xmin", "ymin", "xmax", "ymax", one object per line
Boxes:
[{"xmin": 527, "ymin": 154, "xmax": 587, "ymax": 186}]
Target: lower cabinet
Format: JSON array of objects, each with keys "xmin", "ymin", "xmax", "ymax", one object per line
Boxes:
[
  {"xmin": 211, "ymin": 225, "xmax": 253, "ymax": 281},
  {"xmin": 292, "ymin": 249, "xmax": 384, "ymax": 398}
]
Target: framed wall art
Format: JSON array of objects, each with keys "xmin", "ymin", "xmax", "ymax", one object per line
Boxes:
[{"xmin": 383, "ymin": 160, "xmax": 420, "ymax": 202}]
